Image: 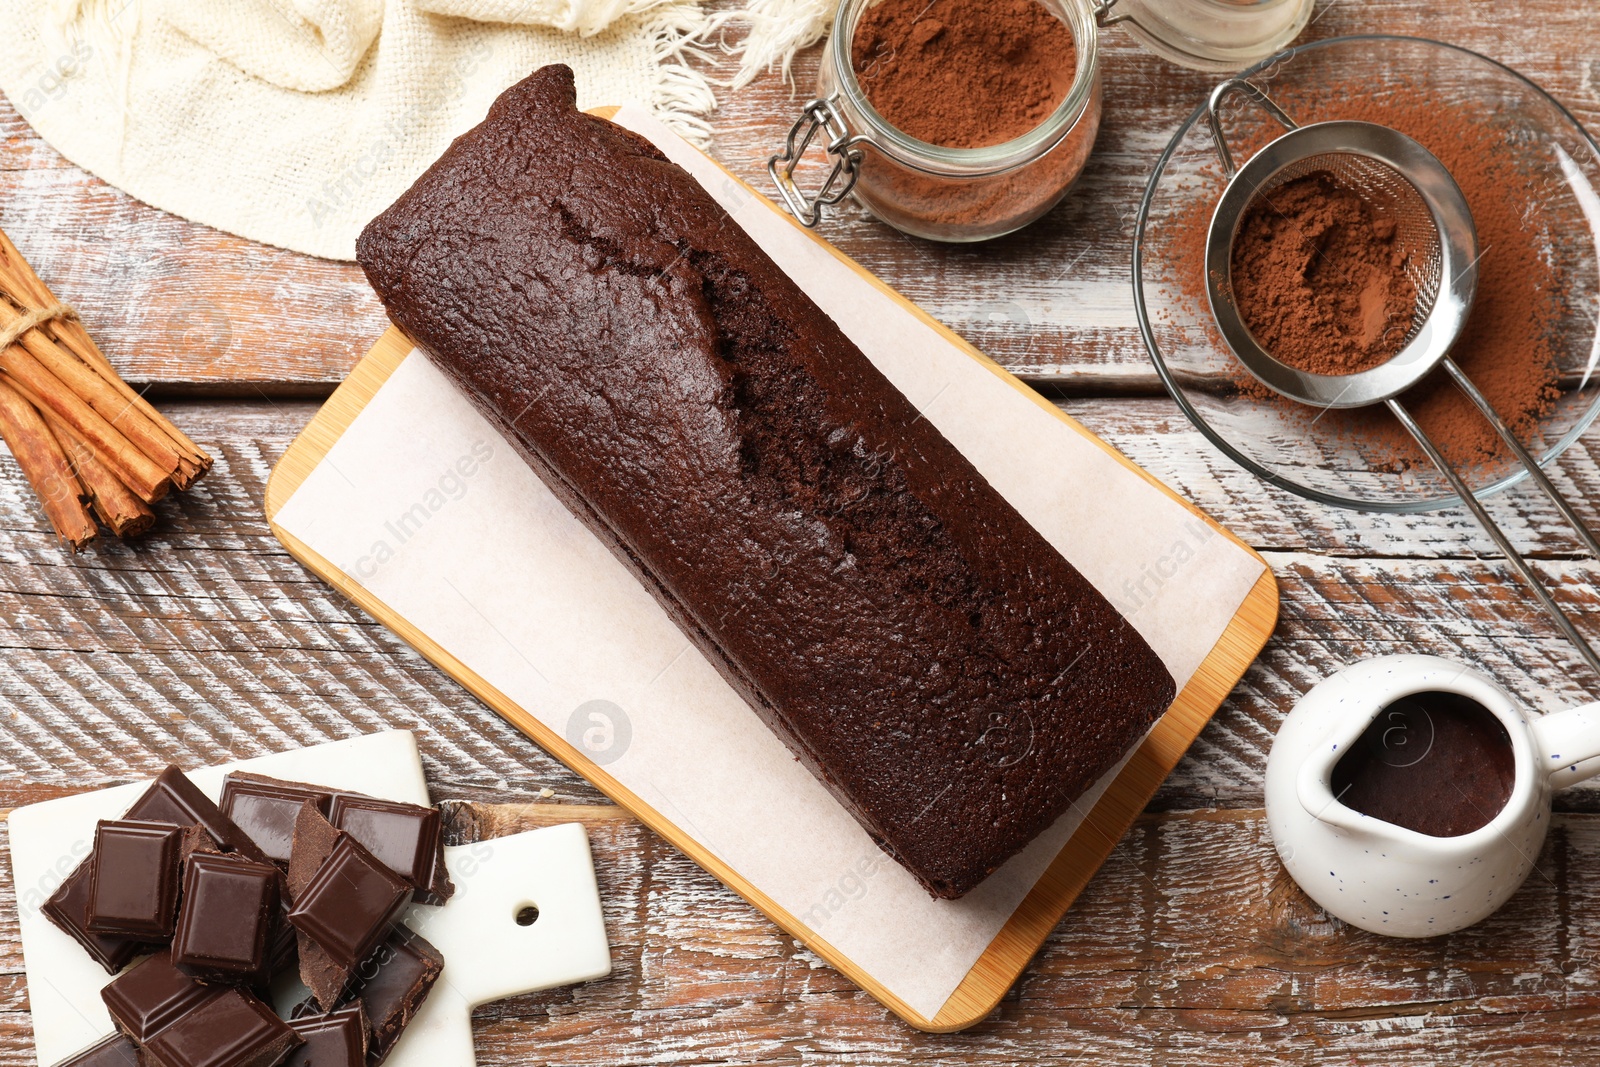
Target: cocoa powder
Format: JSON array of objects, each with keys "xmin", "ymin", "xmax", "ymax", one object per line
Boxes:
[
  {"xmin": 1157, "ymin": 92, "xmax": 1565, "ymax": 473},
  {"xmin": 1231, "ymin": 171, "xmax": 1419, "ymax": 376},
  {"xmin": 851, "ymin": 0, "xmax": 1077, "ymax": 149}
]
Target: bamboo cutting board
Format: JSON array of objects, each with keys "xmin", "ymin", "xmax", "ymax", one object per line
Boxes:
[{"xmin": 265, "ymin": 108, "xmax": 1278, "ymax": 1032}]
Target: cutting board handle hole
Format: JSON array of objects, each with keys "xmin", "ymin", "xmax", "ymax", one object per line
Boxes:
[{"xmin": 514, "ymin": 903, "xmax": 541, "ymax": 927}]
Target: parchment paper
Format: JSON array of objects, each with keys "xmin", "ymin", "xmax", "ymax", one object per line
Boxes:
[{"xmin": 274, "ymin": 107, "xmax": 1266, "ymax": 1019}]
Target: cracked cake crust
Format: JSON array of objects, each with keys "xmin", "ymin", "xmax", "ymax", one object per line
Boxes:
[{"xmin": 356, "ymin": 65, "xmax": 1177, "ymax": 898}]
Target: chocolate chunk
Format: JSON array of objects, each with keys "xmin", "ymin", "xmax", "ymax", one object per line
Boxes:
[
  {"xmin": 141, "ymin": 987, "xmax": 301, "ymax": 1067},
  {"xmin": 130, "ymin": 767, "xmax": 274, "ymax": 869},
  {"xmin": 221, "ymin": 775, "xmax": 333, "ymax": 869},
  {"xmin": 284, "ymin": 1004, "xmax": 367, "ymax": 1067},
  {"xmin": 49, "ymin": 1033, "xmax": 143, "ymax": 1067},
  {"xmin": 288, "ymin": 802, "xmax": 351, "ymax": 1008},
  {"xmin": 287, "ymin": 802, "xmax": 340, "ymax": 904},
  {"xmin": 297, "ymin": 934, "xmax": 349, "ymax": 1012},
  {"xmin": 345, "ymin": 930, "xmax": 443, "ymax": 1064},
  {"xmin": 41, "ymin": 857, "xmax": 139, "ymax": 975},
  {"xmin": 87, "ymin": 821, "xmax": 184, "ymax": 940},
  {"xmin": 286, "ymin": 835, "xmax": 411, "ymax": 970},
  {"xmin": 102, "ymin": 951, "xmax": 218, "ymax": 1044},
  {"xmin": 180, "ymin": 826, "xmax": 222, "ymax": 865},
  {"xmin": 172, "ymin": 853, "xmax": 280, "ymax": 983},
  {"xmin": 327, "ymin": 796, "xmax": 453, "ymax": 905}
]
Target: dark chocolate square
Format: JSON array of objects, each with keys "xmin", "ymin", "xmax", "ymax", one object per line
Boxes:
[
  {"xmin": 345, "ymin": 930, "xmax": 443, "ymax": 1064},
  {"xmin": 87, "ymin": 821, "xmax": 183, "ymax": 940},
  {"xmin": 141, "ymin": 987, "xmax": 301, "ymax": 1067},
  {"xmin": 286, "ymin": 835, "xmax": 411, "ymax": 970},
  {"xmin": 43, "ymin": 765, "xmax": 269, "ymax": 977},
  {"xmin": 102, "ymin": 951, "xmax": 219, "ymax": 1044},
  {"xmin": 284, "ymin": 1003, "xmax": 367, "ymax": 1067},
  {"xmin": 220, "ymin": 775, "xmax": 332, "ymax": 868},
  {"xmin": 327, "ymin": 795, "xmax": 453, "ymax": 904},
  {"xmin": 172, "ymin": 853, "xmax": 280, "ymax": 982},
  {"xmin": 49, "ymin": 1032, "xmax": 142, "ymax": 1067},
  {"xmin": 41, "ymin": 857, "xmax": 139, "ymax": 975}
]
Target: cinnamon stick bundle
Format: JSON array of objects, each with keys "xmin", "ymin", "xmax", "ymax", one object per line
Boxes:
[{"xmin": 0, "ymin": 227, "xmax": 212, "ymax": 550}]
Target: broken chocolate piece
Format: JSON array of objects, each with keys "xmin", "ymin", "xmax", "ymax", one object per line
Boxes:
[
  {"xmin": 41, "ymin": 856, "xmax": 139, "ymax": 975},
  {"xmin": 327, "ymin": 795, "xmax": 453, "ymax": 905},
  {"xmin": 286, "ymin": 835, "xmax": 410, "ymax": 970},
  {"xmin": 48, "ymin": 1032, "xmax": 142, "ymax": 1067},
  {"xmin": 141, "ymin": 987, "xmax": 301, "ymax": 1067},
  {"xmin": 130, "ymin": 766, "xmax": 274, "ymax": 868},
  {"xmin": 172, "ymin": 853, "xmax": 280, "ymax": 983},
  {"xmin": 221, "ymin": 775, "xmax": 333, "ymax": 869},
  {"xmin": 284, "ymin": 1004, "xmax": 367, "ymax": 1067},
  {"xmin": 345, "ymin": 930, "xmax": 443, "ymax": 1064},
  {"xmin": 87, "ymin": 821, "xmax": 183, "ymax": 940},
  {"xmin": 179, "ymin": 826, "xmax": 222, "ymax": 866},
  {"xmin": 287, "ymin": 802, "xmax": 340, "ymax": 904},
  {"xmin": 288, "ymin": 801, "xmax": 352, "ymax": 1008},
  {"xmin": 297, "ymin": 933, "xmax": 349, "ymax": 1014},
  {"xmin": 102, "ymin": 951, "xmax": 219, "ymax": 1044}
]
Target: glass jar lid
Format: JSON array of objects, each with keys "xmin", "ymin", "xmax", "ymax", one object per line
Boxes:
[{"xmin": 1099, "ymin": 0, "xmax": 1315, "ymax": 72}]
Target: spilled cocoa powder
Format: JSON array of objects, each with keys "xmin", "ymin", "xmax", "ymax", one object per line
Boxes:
[
  {"xmin": 1231, "ymin": 171, "xmax": 1419, "ymax": 376},
  {"xmin": 1157, "ymin": 93, "xmax": 1565, "ymax": 472},
  {"xmin": 851, "ymin": 0, "xmax": 1077, "ymax": 149}
]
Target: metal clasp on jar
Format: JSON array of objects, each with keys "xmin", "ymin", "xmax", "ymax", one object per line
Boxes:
[{"xmin": 767, "ymin": 96, "xmax": 870, "ymax": 228}]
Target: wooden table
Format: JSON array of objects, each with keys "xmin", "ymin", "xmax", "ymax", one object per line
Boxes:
[{"xmin": 3, "ymin": 1, "xmax": 1600, "ymax": 1062}]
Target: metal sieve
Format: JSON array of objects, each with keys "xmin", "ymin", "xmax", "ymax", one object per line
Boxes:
[{"xmin": 1202, "ymin": 78, "xmax": 1600, "ymax": 676}]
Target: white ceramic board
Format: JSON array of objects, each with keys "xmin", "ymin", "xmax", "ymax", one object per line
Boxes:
[{"xmin": 7, "ymin": 731, "xmax": 612, "ymax": 1066}]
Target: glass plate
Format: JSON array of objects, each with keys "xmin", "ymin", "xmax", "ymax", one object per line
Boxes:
[{"xmin": 1132, "ymin": 34, "xmax": 1600, "ymax": 513}]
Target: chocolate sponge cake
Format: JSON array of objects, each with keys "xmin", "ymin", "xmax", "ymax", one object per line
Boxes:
[{"xmin": 357, "ymin": 65, "xmax": 1176, "ymax": 898}]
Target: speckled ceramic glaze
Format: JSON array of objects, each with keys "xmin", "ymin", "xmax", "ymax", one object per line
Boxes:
[{"xmin": 1265, "ymin": 655, "xmax": 1600, "ymax": 937}]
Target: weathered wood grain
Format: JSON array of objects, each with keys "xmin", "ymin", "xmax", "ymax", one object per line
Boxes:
[
  {"xmin": 6, "ymin": 804, "xmax": 1597, "ymax": 1065},
  {"xmin": 2, "ymin": 1, "xmax": 1596, "ymax": 390},
  {"xmin": 2, "ymin": 2, "xmax": 1599, "ymax": 1057},
  {"xmin": 3, "ymin": 399, "xmax": 1600, "ymax": 821},
  {"xmin": 454, "ymin": 804, "xmax": 1600, "ymax": 1065},
  {"xmin": 0, "ymin": 167, "xmax": 386, "ymax": 395}
]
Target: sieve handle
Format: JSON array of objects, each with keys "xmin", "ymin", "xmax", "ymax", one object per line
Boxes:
[
  {"xmin": 1386, "ymin": 396, "xmax": 1600, "ymax": 680},
  {"xmin": 1440, "ymin": 357, "xmax": 1600, "ymax": 558},
  {"xmin": 1206, "ymin": 79, "xmax": 1299, "ymax": 179}
]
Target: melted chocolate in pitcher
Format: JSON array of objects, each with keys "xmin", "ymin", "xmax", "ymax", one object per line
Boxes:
[{"xmin": 1331, "ymin": 691, "xmax": 1517, "ymax": 837}]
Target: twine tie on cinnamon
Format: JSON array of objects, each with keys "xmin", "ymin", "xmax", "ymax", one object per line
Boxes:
[
  {"xmin": 0, "ymin": 225, "xmax": 213, "ymax": 549},
  {"xmin": 0, "ymin": 303, "xmax": 80, "ymax": 353}
]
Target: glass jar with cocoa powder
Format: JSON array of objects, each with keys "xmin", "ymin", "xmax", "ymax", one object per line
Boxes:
[
  {"xmin": 770, "ymin": 0, "xmax": 1313, "ymax": 242},
  {"xmin": 772, "ymin": 0, "xmax": 1103, "ymax": 242}
]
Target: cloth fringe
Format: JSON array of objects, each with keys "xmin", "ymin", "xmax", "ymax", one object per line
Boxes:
[
  {"xmin": 644, "ymin": 2, "xmax": 719, "ymax": 147},
  {"xmin": 703, "ymin": 0, "xmax": 838, "ymax": 90}
]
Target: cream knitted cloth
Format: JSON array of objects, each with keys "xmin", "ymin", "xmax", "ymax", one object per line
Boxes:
[{"xmin": 0, "ymin": 0, "xmax": 716, "ymax": 259}]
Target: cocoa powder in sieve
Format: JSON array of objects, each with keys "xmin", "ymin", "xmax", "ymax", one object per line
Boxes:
[
  {"xmin": 1230, "ymin": 171, "xmax": 1419, "ymax": 376},
  {"xmin": 1158, "ymin": 93, "xmax": 1564, "ymax": 472},
  {"xmin": 851, "ymin": 0, "xmax": 1077, "ymax": 149}
]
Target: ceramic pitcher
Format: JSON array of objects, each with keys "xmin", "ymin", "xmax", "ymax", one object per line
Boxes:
[{"xmin": 1265, "ymin": 654, "xmax": 1600, "ymax": 936}]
